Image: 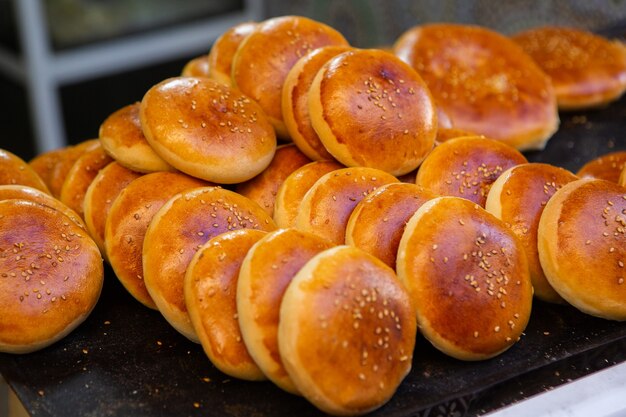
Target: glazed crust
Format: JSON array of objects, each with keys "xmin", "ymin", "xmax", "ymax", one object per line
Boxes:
[
  {"xmin": 0, "ymin": 200, "xmax": 103, "ymax": 353},
  {"xmin": 394, "ymin": 24, "xmax": 559, "ymax": 150},
  {"xmin": 231, "ymin": 16, "xmax": 349, "ymax": 137},
  {"xmin": 182, "ymin": 55, "xmax": 211, "ymax": 78},
  {"xmin": 207, "ymin": 22, "xmax": 256, "ymax": 85},
  {"xmin": 577, "ymin": 151, "xmax": 626, "ymax": 183},
  {"xmin": 274, "ymin": 160, "xmax": 343, "ymax": 228},
  {"xmin": 513, "ymin": 26, "xmax": 626, "ymax": 109},
  {"xmin": 185, "ymin": 229, "xmax": 267, "ymax": 380},
  {"xmin": 237, "ymin": 228, "xmax": 333, "ymax": 393},
  {"xmin": 415, "ymin": 136, "xmax": 527, "ymax": 207},
  {"xmin": 143, "ymin": 187, "xmax": 276, "ymax": 342},
  {"xmin": 140, "ymin": 77, "xmax": 276, "ymax": 183},
  {"xmin": 29, "ymin": 149, "xmax": 65, "ymax": 192},
  {"xmin": 59, "ymin": 143, "xmax": 113, "ymax": 218},
  {"xmin": 309, "ymin": 49, "xmax": 437, "ymax": 176},
  {"xmin": 48, "ymin": 140, "xmax": 99, "ymax": 198},
  {"xmin": 99, "ymin": 103, "xmax": 174, "ymax": 173},
  {"xmin": 295, "ymin": 167, "xmax": 398, "ymax": 245},
  {"xmin": 278, "ymin": 245, "xmax": 416, "ymax": 415},
  {"xmin": 104, "ymin": 172, "xmax": 207, "ymax": 310},
  {"xmin": 485, "ymin": 163, "xmax": 578, "ymax": 303},
  {"xmin": 282, "ymin": 45, "xmax": 353, "ymax": 160},
  {"xmin": 235, "ymin": 144, "xmax": 311, "ymax": 216},
  {"xmin": 0, "ymin": 149, "xmax": 49, "ymax": 194},
  {"xmin": 538, "ymin": 179, "xmax": 626, "ymax": 320},
  {"xmin": 346, "ymin": 183, "xmax": 435, "ymax": 268},
  {"xmin": 397, "ymin": 197, "xmax": 532, "ymax": 360},
  {"xmin": 83, "ymin": 162, "xmax": 142, "ymax": 255}
]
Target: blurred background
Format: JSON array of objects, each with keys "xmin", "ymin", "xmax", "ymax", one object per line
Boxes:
[{"xmin": 0, "ymin": 0, "xmax": 625, "ymax": 160}]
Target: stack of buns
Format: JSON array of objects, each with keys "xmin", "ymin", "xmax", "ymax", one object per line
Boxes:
[{"xmin": 2, "ymin": 14, "xmax": 626, "ymax": 416}]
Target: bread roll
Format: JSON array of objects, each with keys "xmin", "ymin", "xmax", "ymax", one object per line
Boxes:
[
  {"xmin": 394, "ymin": 24, "xmax": 559, "ymax": 150},
  {"xmin": 0, "ymin": 149, "xmax": 49, "ymax": 194},
  {"xmin": 513, "ymin": 26, "xmax": 626, "ymax": 109},
  {"xmin": 577, "ymin": 151, "xmax": 626, "ymax": 183},
  {"xmin": 0, "ymin": 200, "xmax": 103, "ymax": 353},
  {"xmin": 207, "ymin": 22, "xmax": 256, "ymax": 85},
  {"xmin": 279, "ymin": 245, "xmax": 416, "ymax": 415},
  {"xmin": 185, "ymin": 229, "xmax": 267, "ymax": 380},
  {"xmin": 538, "ymin": 179, "xmax": 626, "ymax": 320},
  {"xmin": 29, "ymin": 148, "xmax": 65, "ymax": 192},
  {"xmin": 309, "ymin": 49, "xmax": 437, "ymax": 176},
  {"xmin": 397, "ymin": 196, "xmax": 532, "ymax": 360},
  {"xmin": 486, "ymin": 163, "xmax": 578, "ymax": 303},
  {"xmin": 182, "ymin": 55, "xmax": 210, "ymax": 78},
  {"xmin": 48, "ymin": 139, "xmax": 99, "ymax": 198},
  {"xmin": 140, "ymin": 77, "xmax": 276, "ymax": 183}
]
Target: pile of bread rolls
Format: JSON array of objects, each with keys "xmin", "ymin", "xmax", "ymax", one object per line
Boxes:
[{"xmin": 2, "ymin": 15, "xmax": 626, "ymax": 415}]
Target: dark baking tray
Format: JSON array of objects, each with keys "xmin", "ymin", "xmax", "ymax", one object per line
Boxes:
[{"xmin": 2, "ymin": 24, "xmax": 626, "ymax": 417}]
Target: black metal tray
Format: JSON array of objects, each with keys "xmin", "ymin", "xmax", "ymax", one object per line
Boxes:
[{"xmin": 2, "ymin": 25, "xmax": 626, "ymax": 417}]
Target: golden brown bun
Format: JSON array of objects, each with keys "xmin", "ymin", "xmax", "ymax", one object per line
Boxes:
[
  {"xmin": 486, "ymin": 163, "xmax": 578, "ymax": 303},
  {"xmin": 29, "ymin": 149, "xmax": 65, "ymax": 192},
  {"xmin": 346, "ymin": 183, "xmax": 435, "ymax": 268},
  {"xmin": 0, "ymin": 149, "xmax": 49, "ymax": 194},
  {"xmin": 513, "ymin": 27, "xmax": 626, "ymax": 109},
  {"xmin": 397, "ymin": 197, "xmax": 532, "ymax": 360},
  {"xmin": 83, "ymin": 162, "xmax": 142, "ymax": 256},
  {"xmin": 105, "ymin": 172, "xmax": 207, "ymax": 310},
  {"xmin": 577, "ymin": 151, "xmax": 626, "ymax": 183},
  {"xmin": 282, "ymin": 45, "xmax": 353, "ymax": 160},
  {"xmin": 295, "ymin": 167, "xmax": 398, "ymax": 244},
  {"xmin": 185, "ymin": 229, "xmax": 267, "ymax": 380},
  {"xmin": 48, "ymin": 140, "xmax": 99, "ymax": 198},
  {"xmin": 0, "ymin": 200, "xmax": 103, "ymax": 353},
  {"xmin": 538, "ymin": 179, "xmax": 626, "ymax": 320},
  {"xmin": 181, "ymin": 55, "xmax": 210, "ymax": 78},
  {"xmin": 236, "ymin": 144, "xmax": 311, "ymax": 216},
  {"xmin": 99, "ymin": 103, "xmax": 174, "ymax": 173},
  {"xmin": 279, "ymin": 245, "xmax": 416, "ymax": 415},
  {"xmin": 309, "ymin": 49, "xmax": 437, "ymax": 176},
  {"xmin": 207, "ymin": 22, "xmax": 256, "ymax": 85},
  {"xmin": 437, "ymin": 105, "xmax": 453, "ymax": 129},
  {"xmin": 231, "ymin": 16, "xmax": 349, "ymax": 137},
  {"xmin": 237, "ymin": 228, "xmax": 333, "ymax": 393},
  {"xmin": 0, "ymin": 185, "xmax": 85, "ymax": 230},
  {"xmin": 416, "ymin": 136, "xmax": 527, "ymax": 207},
  {"xmin": 273, "ymin": 160, "xmax": 344, "ymax": 228},
  {"xmin": 60, "ymin": 143, "xmax": 113, "ymax": 218},
  {"xmin": 394, "ymin": 24, "xmax": 559, "ymax": 151},
  {"xmin": 143, "ymin": 187, "xmax": 277, "ymax": 342},
  {"xmin": 140, "ymin": 77, "xmax": 277, "ymax": 183},
  {"xmin": 436, "ymin": 128, "xmax": 479, "ymax": 144}
]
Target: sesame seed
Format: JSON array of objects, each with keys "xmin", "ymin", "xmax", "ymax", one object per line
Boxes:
[{"xmin": 494, "ymin": 326, "xmax": 501, "ymax": 332}]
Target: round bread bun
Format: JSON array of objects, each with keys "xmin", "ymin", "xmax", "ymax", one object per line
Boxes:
[
  {"xmin": 394, "ymin": 24, "xmax": 559, "ymax": 151},
  {"xmin": 99, "ymin": 103, "xmax": 174, "ymax": 173},
  {"xmin": 274, "ymin": 160, "xmax": 343, "ymax": 228},
  {"xmin": 29, "ymin": 148, "xmax": 65, "ymax": 192},
  {"xmin": 83, "ymin": 162, "xmax": 142, "ymax": 256},
  {"xmin": 295, "ymin": 167, "xmax": 398, "ymax": 244},
  {"xmin": 538, "ymin": 179, "xmax": 626, "ymax": 321},
  {"xmin": 235, "ymin": 144, "xmax": 311, "ymax": 216},
  {"xmin": 0, "ymin": 185, "xmax": 85, "ymax": 230},
  {"xmin": 60, "ymin": 143, "xmax": 113, "ymax": 218},
  {"xmin": 486, "ymin": 163, "xmax": 578, "ymax": 303},
  {"xmin": 436, "ymin": 128, "xmax": 479, "ymax": 144},
  {"xmin": 282, "ymin": 45, "xmax": 353, "ymax": 160},
  {"xmin": 0, "ymin": 200, "xmax": 103, "ymax": 353},
  {"xmin": 105, "ymin": 172, "xmax": 208, "ymax": 310},
  {"xmin": 143, "ymin": 187, "xmax": 276, "ymax": 342},
  {"xmin": 577, "ymin": 151, "xmax": 626, "ymax": 183},
  {"xmin": 207, "ymin": 21, "xmax": 256, "ymax": 85},
  {"xmin": 140, "ymin": 77, "xmax": 277, "ymax": 183},
  {"xmin": 181, "ymin": 55, "xmax": 210, "ymax": 78},
  {"xmin": 231, "ymin": 16, "xmax": 349, "ymax": 137},
  {"xmin": 513, "ymin": 26, "xmax": 626, "ymax": 110},
  {"xmin": 437, "ymin": 106, "xmax": 453, "ymax": 130},
  {"xmin": 415, "ymin": 136, "xmax": 527, "ymax": 207},
  {"xmin": 397, "ymin": 196, "xmax": 532, "ymax": 360},
  {"xmin": 0, "ymin": 149, "xmax": 49, "ymax": 194},
  {"xmin": 279, "ymin": 245, "xmax": 417, "ymax": 415},
  {"xmin": 346, "ymin": 183, "xmax": 436, "ymax": 268},
  {"xmin": 185, "ymin": 229, "xmax": 267, "ymax": 380},
  {"xmin": 309, "ymin": 49, "xmax": 437, "ymax": 176},
  {"xmin": 48, "ymin": 139, "xmax": 100, "ymax": 198},
  {"xmin": 237, "ymin": 228, "xmax": 333, "ymax": 393}
]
